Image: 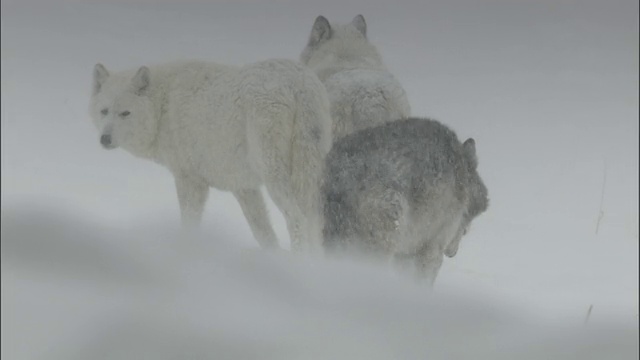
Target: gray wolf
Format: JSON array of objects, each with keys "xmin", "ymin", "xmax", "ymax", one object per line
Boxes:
[
  {"xmin": 322, "ymin": 117, "xmax": 489, "ymax": 285},
  {"xmin": 300, "ymin": 14, "xmax": 411, "ymax": 140}
]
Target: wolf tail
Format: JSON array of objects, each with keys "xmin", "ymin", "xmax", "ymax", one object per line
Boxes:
[
  {"xmin": 287, "ymin": 72, "xmax": 333, "ymax": 252},
  {"xmin": 244, "ymin": 61, "xmax": 332, "ymax": 253}
]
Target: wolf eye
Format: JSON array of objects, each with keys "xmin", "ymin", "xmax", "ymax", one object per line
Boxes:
[
  {"xmin": 120, "ymin": 111, "xmax": 131, "ymax": 117},
  {"xmin": 100, "ymin": 108, "xmax": 108, "ymax": 116}
]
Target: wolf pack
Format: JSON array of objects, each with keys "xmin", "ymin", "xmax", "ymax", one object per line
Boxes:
[{"xmin": 89, "ymin": 15, "xmax": 489, "ymax": 286}]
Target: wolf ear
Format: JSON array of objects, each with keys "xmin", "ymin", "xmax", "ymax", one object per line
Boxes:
[
  {"xmin": 462, "ymin": 138, "xmax": 478, "ymax": 169},
  {"xmin": 351, "ymin": 14, "xmax": 367, "ymax": 37},
  {"xmin": 131, "ymin": 66, "xmax": 150, "ymax": 95},
  {"xmin": 308, "ymin": 15, "xmax": 332, "ymax": 46},
  {"xmin": 93, "ymin": 63, "xmax": 109, "ymax": 95}
]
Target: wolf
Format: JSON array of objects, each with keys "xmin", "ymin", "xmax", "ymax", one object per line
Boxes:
[
  {"xmin": 89, "ymin": 59, "xmax": 332, "ymax": 253},
  {"xmin": 322, "ymin": 118, "xmax": 489, "ymax": 285},
  {"xmin": 300, "ymin": 14, "xmax": 411, "ymax": 140}
]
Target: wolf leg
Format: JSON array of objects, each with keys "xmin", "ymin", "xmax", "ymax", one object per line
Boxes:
[
  {"xmin": 415, "ymin": 242, "xmax": 445, "ymax": 287},
  {"xmin": 174, "ymin": 174, "xmax": 209, "ymax": 229},
  {"xmin": 286, "ymin": 214, "xmax": 304, "ymax": 253},
  {"xmin": 233, "ymin": 188, "xmax": 280, "ymax": 249},
  {"xmin": 269, "ymin": 205, "xmax": 305, "ymax": 254}
]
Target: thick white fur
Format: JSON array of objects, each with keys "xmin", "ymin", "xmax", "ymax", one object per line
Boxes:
[
  {"xmin": 300, "ymin": 15, "xmax": 411, "ymax": 140},
  {"xmin": 89, "ymin": 59, "xmax": 332, "ymax": 253}
]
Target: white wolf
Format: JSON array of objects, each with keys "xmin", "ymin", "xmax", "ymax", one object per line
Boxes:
[
  {"xmin": 89, "ymin": 59, "xmax": 332, "ymax": 252},
  {"xmin": 322, "ymin": 118, "xmax": 489, "ymax": 286},
  {"xmin": 300, "ymin": 14, "xmax": 411, "ymax": 140}
]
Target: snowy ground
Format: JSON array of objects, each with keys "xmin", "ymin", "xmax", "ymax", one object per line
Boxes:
[{"xmin": 2, "ymin": 0, "xmax": 638, "ymax": 359}]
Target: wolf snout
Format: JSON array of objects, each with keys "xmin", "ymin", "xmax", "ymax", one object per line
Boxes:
[
  {"xmin": 444, "ymin": 247, "xmax": 458, "ymax": 258},
  {"xmin": 100, "ymin": 134, "xmax": 114, "ymax": 149}
]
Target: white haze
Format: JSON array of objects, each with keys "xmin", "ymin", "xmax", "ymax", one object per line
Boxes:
[{"xmin": 1, "ymin": 0, "xmax": 638, "ymax": 359}]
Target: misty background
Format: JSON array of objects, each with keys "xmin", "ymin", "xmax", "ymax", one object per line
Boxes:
[{"xmin": 2, "ymin": 0, "xmax": 638, "ymax": 359}]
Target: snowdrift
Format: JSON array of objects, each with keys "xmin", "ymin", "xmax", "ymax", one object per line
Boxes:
[{"xmin": 2, "ymin": 208, "xmax": 637, "ymax": 359}]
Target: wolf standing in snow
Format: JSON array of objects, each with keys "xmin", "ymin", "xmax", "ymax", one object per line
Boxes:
[
  {"xmin": 322, "ymin": 118, "xmax": 489, "ymax": 285},
  {"xmin": 300, "ymin": 14, "xmax": 411, "ymax": 140},
  {"xmin": 89, "ymin": 59, "xmax": 332, "ymax": 252}
]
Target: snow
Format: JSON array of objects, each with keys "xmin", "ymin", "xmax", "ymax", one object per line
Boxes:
[{"xmin": 2, "ymin": 0, "xmax": 638, "ymax": 358}]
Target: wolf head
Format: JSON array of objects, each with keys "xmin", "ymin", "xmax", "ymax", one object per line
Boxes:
[
  {"xmin": 300, "ymin": 15, "xmax": 385, "ymax": 79},
  {"xmin": 444, "ymin": 138, "xmax": 489, "ymax": 258},
  {"xmin": 89, "ymin": 64, "xmax": 158, "ymax": 158}
]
